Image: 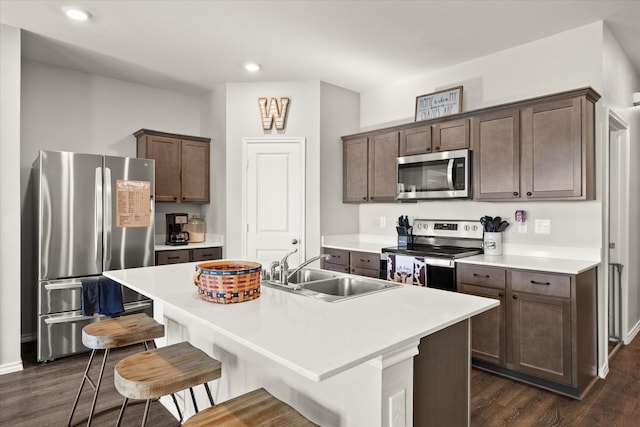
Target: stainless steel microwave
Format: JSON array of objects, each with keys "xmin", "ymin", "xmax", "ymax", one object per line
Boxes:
[{"xmin": 397, "ymin": 149, "xmax": 471, "ymax": 200}]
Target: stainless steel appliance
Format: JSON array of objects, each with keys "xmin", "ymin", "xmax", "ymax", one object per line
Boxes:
[
  {"xmin": 397, "ymin": 149, "xmax": 471, "ymax": 200},
  {"xmin": 166, "ymin": 213, "xmax": 190, "ymax": 245},
  {"xmin": 383, "ymin": 219, "xmax": 483, "ymax": 291},
  {"xmin": 34, "ymin": 150, "xmax": 155, "ymax": 362}
]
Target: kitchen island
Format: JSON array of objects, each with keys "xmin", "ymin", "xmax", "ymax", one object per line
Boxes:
[{"xmin": 105, "ymin": 262, "xmax": 497, "ymax": 426}]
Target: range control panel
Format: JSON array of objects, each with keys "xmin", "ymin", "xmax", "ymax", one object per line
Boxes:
[{"xmin": 412, "ymin": 219, "xmax": 483, "ymax": 239}]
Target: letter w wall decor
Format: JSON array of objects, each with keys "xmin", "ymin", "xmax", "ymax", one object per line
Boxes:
[{"xmin": 258, "ymin": 97, "xmax": 290, "ymax": 130}]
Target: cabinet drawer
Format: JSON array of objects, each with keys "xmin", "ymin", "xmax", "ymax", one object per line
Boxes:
[
  {"xmin": 156, "ymin": 250, "xmax": 190, "ymax": 265},
  {"xmin": 191, "ymin": 247, "xmax": 222, "ymax": 262},
  {"xmin": 350, "ymin": 267, "xmax": 381, "ymax": 279},
  {"xmin": 322, "ymin": 248, "xmax": 349, "ymax": 266},
  {"xmin": 350, "ymin": 251, "xmax": 380, "ymax": 270},
  {"xmin": 322, "ymin": 262, "xmax": 350, "ymax": 274},
  {"xmin": 457, "ymin": 264, "xmax": 506, "ymax": 289},
  {"xmin": 511, "ymin": 271, "xmax": 570, "ymax": 298}
]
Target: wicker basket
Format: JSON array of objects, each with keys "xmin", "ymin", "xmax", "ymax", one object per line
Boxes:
[{"xmin": 193, "ymin": 260, "xmax": 262, "ymax": 304}]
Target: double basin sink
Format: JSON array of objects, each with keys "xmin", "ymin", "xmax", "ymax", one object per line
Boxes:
[{"xmin": 262, "ymin": 268, "xmax": 401, "ymax": 302}]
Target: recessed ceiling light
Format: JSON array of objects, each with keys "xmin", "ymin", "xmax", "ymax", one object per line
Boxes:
[
  {"xmin": 62, "ymin": 6, "xmax": 92, "ymax": 21},
  {"xmin": 244, "ymin": 63, "xmax": 261, "ymax": 72}
]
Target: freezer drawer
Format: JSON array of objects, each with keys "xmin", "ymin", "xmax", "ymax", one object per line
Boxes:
[
  {"xmin": 37, "ymin": 300, "xmax": 153, "ymax": 362},
  {"xmin": 39, "ymin": 277, "xmax": 150, "ymax": 315}
]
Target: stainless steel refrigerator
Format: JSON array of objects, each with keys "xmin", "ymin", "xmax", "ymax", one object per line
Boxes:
[{"xmin": 34, "ymin": 150, "xmax": 155, "ymax": 362}]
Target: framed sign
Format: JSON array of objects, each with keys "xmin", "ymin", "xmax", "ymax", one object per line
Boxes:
[{"xmin": 415, "ymin": 86, "xmax": 463, "ymax": 121}]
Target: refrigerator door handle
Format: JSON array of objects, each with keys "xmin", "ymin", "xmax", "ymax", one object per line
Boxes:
[
  {"xmin": 44, "ymin": 313, "xmax": 98, "ymax": 324},
  {"xmin": 95, "ymin": 167, "xmax": 103, "ymax": 267},
  {"xmin": 104, "ymin": 166, "xmax": 112, "ymax": 269},
  {"xmin": 44, "ymin": 282, "xmax": 82, "ymax": 291}
]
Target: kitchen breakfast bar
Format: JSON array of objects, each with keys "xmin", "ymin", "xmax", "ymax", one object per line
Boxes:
[{"xmin": 105, "ymin": 262, "xmax": 497, "ymax": 426}]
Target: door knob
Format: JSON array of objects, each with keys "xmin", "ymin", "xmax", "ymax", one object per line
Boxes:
[{"xmin": 291, "ymin": 239, "xmax": 298, "ymax": 245}]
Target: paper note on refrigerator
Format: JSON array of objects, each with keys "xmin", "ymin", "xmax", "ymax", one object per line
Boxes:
[{"xmin": 115, "ymin": 180, "xmax": 151, "ymax": 228}]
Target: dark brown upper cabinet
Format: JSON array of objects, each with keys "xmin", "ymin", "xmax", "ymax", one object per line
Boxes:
[
  {"xmin": 135, "ymin": 129, "xmax": 211, "ymax": 203},
  {"xmin": 343, "ymin": 131, "xmax": 398, "ymax": 203}
]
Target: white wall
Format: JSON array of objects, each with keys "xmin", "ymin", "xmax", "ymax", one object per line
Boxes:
[
  {"xmin": 224, "ymin": 81, "xmax": 321, "ymax": 260},
  {"xmin": 200, "ymin": 86, "xmax": 228, "ymax": 247},
  {"xmin": 602, "ymin": 24, "xmax": 640, "ymax": 343},
  {"xmin": 358, "ymin": 22, "xmax": 605, "ymax": 253},
  {"xmin": 319, "ymin": 82, "xmax": 360, "ymax": 236},
  {"xmin": 20, "ymin": 61, "xmax": 203, "ymax": 339},
  {"xmin": 0, "ymin": 24, "xmax": 23, "ymax": 374}
]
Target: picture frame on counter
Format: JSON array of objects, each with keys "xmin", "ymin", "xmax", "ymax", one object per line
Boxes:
[{"xmin": 415, "ymin": 86, "xmax": 463, "ymax": 121}]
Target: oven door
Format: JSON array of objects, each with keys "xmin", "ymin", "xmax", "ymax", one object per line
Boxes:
[{"xmin": 386, "ymin": 254, "xmax": 456, "ymax": 291}]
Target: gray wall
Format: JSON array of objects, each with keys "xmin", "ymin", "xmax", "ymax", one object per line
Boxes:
[{"xmin": 19, "ymin": 61, "xmax": 204, "ymax": 340}]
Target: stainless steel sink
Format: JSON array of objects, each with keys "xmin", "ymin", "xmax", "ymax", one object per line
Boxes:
[
  {"xmin": 262, "ymin": 269, "xmax": 401, "ymax": 302},
  {"xmin": 287, "ymin": 269, "xmax": 337, "ymax": 284}
]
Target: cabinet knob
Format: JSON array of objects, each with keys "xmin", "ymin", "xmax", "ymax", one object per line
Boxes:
[
  {"xmin": 526, "ymin": 192, "xmax": 532, "ymax": 196},
  {"xmin": 513, "ymin": 294, "xmax": 518, "ymax": 300},
  {"xmin": 370, "ymin": 197, "xmax": 374, "ymax": 200},
  {"xmin": 426, "ymin": 148, "xmax": 432, "ymax": 152},
  {"xmin": 498, "ymin": 292, "xmax": 504, "ymax": 298},
  {"xmin": 363, "ymin": 197, "xmax": 367, "ymax": 200},
  {"xmin": 513, "ymin": 192, "xmax": 519, "ymax": 196},
  {"xmin": 435, "ymin": 146, "xmax": 441, "ymax": 151},
  {"xmin": 173, "ymin": 196, "xmax": 178, "ymax": 201}
]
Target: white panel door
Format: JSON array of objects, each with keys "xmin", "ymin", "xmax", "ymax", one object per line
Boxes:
[{"xmin": 243, "ymin": 138, "xmax": 305, "ymax": 268}]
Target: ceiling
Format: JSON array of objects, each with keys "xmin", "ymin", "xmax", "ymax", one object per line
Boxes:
[{"xmin": 1, "ymin": 1, "xmax": 639, "ymax": 96}]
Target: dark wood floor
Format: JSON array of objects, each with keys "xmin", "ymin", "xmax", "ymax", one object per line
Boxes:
[{"xmin": 1, "ymin": 338, "xmax": 638, "ymax": 426}]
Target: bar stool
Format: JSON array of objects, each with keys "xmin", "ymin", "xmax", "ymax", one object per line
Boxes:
[
  {"xmin": 114, "ymin": 341, "xmax": 222, "ymax": 426},
  {"xmin": 182, "ymin": 388, "xmax": 318, "ymax": 427},
  {"xmin": 67, "ymin": 312, "xmax": 165, "ymax": 427}
]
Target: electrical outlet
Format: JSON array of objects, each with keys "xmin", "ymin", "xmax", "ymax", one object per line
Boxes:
[
  {"xmin": 380, "ymin": 216, "xmax": 386, "ymax": 228},
  {"xmin": 535, "ymin": 219, "xmax": 551, "ymax": 234},
  {"xmin": 389, "ymin": 390, "xmax": 406, "ymax": 427}
]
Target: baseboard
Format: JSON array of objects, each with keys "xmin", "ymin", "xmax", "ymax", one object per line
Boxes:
[
  {"xmin": 0, "ymin": 360, "xmax": 24, "ymax": 375},
  {"xmin": 626, "ymin": 319, "xmax": 640, "ymax": 344}
]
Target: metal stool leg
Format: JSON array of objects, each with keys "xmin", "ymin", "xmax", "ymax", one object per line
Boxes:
[
  {"xmin": 114, "ymin": 397, "xmax": 129, "ymax": 427},
  {"xmin": 189, "ymin": 387, "xmax": 199, "ymax": 413},
  {"xmin": 67, "ymin": 349, "xmax": 98, "ymax": 426},
  {"xmin": 203, "ymin": 382, "xmax": 215, "ymax": 407},
  {"xmin": 86, "ymin": 348, "xmax": 110, "ymax": 426},
  {"xmin": 170, "ymin": 393, "xmax": 183, "ymax": 421},
  {"xmin": 141, "ymin": 399, "xmax": 151, "ymax": 427}
]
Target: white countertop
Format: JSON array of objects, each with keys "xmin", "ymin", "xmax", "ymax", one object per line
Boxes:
[
  {"xmin": 105, "ymin": 262, "xmax": 497, "ymax": 382},
  {"xmin": 155, "ymin": 234, "xmax": 223, "ymax": 251},
  {"xmin": 321, "ymin": 234, "xmax": 396, "ymax": 253},
  {"xmin": 456, "ymin": 254, "xmax": 600, "ymax": 275}
]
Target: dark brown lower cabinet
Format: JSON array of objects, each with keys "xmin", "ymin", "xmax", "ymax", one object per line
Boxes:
[
  {"xmin": 457, "ymin": 264, "xmax": 597, "ymax": 399},
  {"xmin": 155, "ymin": 247, "xmax": 222, "ymax": 265},
  {"xmin": 321, "ymin": 247, "xmax": 381, "ymax": 278}
]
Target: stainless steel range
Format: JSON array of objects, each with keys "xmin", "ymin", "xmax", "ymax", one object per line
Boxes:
[{"xmin": 382, "ymin": 219, "xmax": 483, "ymax": 291}]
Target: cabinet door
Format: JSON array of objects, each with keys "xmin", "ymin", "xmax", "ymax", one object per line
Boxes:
[
  {"xmin": 369, "ymin": 132, "xmax": 398, "ymax": 202},
  {"xmin": 433, "ymin": 118, "xmax": 470, "ymax": 152},
  {"xmin": 472, "ymin": 109, "xmax": 521, "ymax": 200},
  {"xmin": 521, "ymin": 97, "xmax": 583, "ymax": 199},
  {"xmin": 400, "ymin": 126, "xmax": 432, "ymax": 156},
  {"xmin": 322, "ymin": 262, "xmax": 350, "ymax": 274},
  {"xmin": 458, "ymin": 283, "xmax": 505, "ymax": 366},
  {"xmin": 322, "ymin": 247, "xmax": 349, "ymax": 266},
  {"xmin": 146, "ymin": 136, "xmax": 181, "ymax": 202},
  {"xmin": 181, "ymin": 140, "xmax": 210, "ymax": 203},
  {"xmin": 156, "ymin": 250, "xmax": 190, "ymax": 265},
  {"xmin": 191, "ymin": 247, "xmax": 222, "ymax": 262},
  {"xmin": 509, "ymin": 289, "xmax": 572, "ymax": 385},
  {"xmin": 343, "ymin": 137, "xmax": 369, "ymax": 202}
]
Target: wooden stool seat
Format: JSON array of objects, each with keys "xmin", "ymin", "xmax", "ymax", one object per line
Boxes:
[
  {"xmin": 182, "ymin": 388, "xmax": 317, "ymax": 427},
  {"xmin": 114, "ymin": 341, "xmax": 222, "ymax": 400},
  {"xmin": 82, "ymin": 312, "xmax": 164, "ymax": 349},
  {"xmin": 68, "ymin": 313, "xmax": 165, "ymax": 426}
]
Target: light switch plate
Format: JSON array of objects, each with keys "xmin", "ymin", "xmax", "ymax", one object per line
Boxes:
[{"xmin": 535, "ymin": 219, "xmax": 551, "ymax": 234}]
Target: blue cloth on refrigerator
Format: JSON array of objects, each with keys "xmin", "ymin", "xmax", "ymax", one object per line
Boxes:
[
  {"xmin": 81, "ymin": 279, "xmax": 100, "ymax": 316},
  {"xmin": 99, "ymin": 278, "xmax": 125, "ymax": 316}
]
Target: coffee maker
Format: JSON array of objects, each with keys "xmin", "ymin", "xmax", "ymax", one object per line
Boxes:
[{"xmin": 166, "ymin": 213, "xmax": 190, "ymax": 245}]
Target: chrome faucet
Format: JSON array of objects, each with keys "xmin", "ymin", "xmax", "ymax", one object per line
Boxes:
[
  {"xmin": 287, "ymin": 254, "xmax": 331, "ymax": 287},
  {"xmin": 278, "ymin": 248, "xmax": 298, "ymax": 285}
]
